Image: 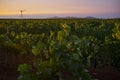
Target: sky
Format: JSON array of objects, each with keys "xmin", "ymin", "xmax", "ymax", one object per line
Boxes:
[{"xmin": 0, "ymin": 0, "xmax": 120, "ymax": 18}]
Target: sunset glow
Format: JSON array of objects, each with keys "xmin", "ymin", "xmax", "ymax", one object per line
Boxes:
[{"xmin": 0, "ymin": 0, "xmax": 120, "ymax": 18}]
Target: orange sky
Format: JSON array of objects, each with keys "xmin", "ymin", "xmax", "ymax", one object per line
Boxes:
[{"xmin": 0, "ymin": 0, "xmax": 120, "ymax": 18}]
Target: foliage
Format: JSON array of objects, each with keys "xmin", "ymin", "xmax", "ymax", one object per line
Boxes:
[{"xmin": 0, "ymin": 19, "xmax": 120, "ymax": 79}]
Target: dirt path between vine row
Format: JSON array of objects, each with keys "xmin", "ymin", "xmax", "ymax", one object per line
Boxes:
[
  {"xmin": 89, "ymin": 66, "xmax": 120, "ymax": 80},
  {"xmin": 0, "ymin": 66, "xmax": 18, "ymax": 80}
]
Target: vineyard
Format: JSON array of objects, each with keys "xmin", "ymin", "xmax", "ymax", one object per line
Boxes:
[{"xmin": 0, "ymin": 19, "xmax": 120, "ymax": 80}]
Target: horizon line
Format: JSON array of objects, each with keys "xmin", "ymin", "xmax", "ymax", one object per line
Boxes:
[{"xmin": 0, "ymin": 13, "xmax": 120, "ymax": 19}]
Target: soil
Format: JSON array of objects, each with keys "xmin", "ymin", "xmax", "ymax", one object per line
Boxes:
[
  {"xmin": 0, "ymin": 50, "xmax": 34, "ymax": 80},
  {"xmin": 0, "ymin": 66, "xmax": 18, "ymax": 80},
  {"xmin": 89, "ymin": 66, "xmax": 120, "ymax": 80}
]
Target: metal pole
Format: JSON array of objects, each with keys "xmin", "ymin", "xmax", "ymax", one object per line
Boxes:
[{"xmin": 20, "ymin": 10, "xmax": 23, "ymax": 18}]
